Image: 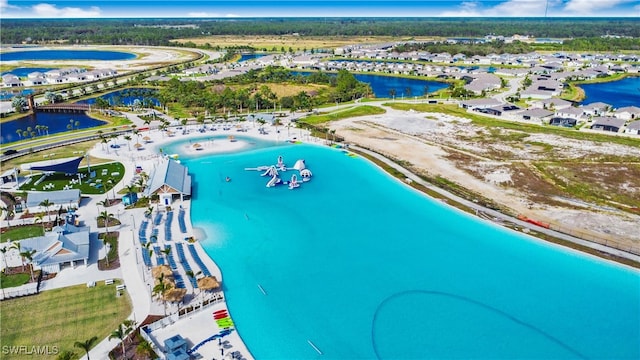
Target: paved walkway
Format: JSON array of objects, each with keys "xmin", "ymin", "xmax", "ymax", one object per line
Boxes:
[{"xmin": 350, "ymin": 144, "xmax": 640, "ymax": 264}]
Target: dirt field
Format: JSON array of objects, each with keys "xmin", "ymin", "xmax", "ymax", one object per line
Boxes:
[
  {"xmin": 172, "ymin": 35, "xmax": 438, "ymax": 51},
  {"xmin": 331, "ymin": 105, "xmax": 640, "ymax": 251}
]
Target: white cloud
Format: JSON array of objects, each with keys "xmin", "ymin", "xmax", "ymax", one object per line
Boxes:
[
  {"xmin": 486, "ymin": 0, "xmax": 550, "ymax": 16},
  {"xmin": 32, "ymin": 3, "xmax": 101, "ymax": 18},
  {"xmin": 439, "ymin": 0, "xmax": 553, "ymax": 17},
  {"xmin": 1, "ymin": 0, "xmax": 20, "ymax": 10},
  {"xmin": 564, "ymin": 0, "xmax": 635, "ymax": 14},
  {"xmin": 438, "ymin": 0, "xmax": 640, "ymax": 17}
]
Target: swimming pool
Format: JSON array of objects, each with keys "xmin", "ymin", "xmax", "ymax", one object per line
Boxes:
[{"xmin": 166, "ymin": 137, "xmax": 640, "ymax": 359}]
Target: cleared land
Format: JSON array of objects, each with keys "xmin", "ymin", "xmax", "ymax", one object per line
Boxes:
[
  {"xmin": 328, "ymin": 103, "xmax": 640, "ymax": 251},
  {"xmin": 0, "ymin": 281, "xmax": 131, "ymax": 360},
  {"xmin": 172, "ymin": 35, "xmax": 438, "ymax": 51}
]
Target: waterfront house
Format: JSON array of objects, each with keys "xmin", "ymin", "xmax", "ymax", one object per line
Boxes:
[
  {"xmin": 590, "ymin": 116, "xmax": 625, "ymax": 133},
  {"xmin": 144, "ymin": 158, "xmax": 192, "ymax": 207},
  {"xmin": 614, "ymin": 106, "xmax": 640, "ymax": 120},
  {"xmin": 625, "ymin": 120, "xmax": 640, "ymax": 135}
]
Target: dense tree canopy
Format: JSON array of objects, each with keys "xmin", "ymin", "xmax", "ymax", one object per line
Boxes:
[{"xmin": 1, "ymin": 18, "xmax": 639, "ymax": 46}]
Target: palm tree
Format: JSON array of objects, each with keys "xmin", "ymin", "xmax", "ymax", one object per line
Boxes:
[
  {"xmin": 185, "ymin": 269, "xmax": 202, "ymax": 295},
  {"xmin": 0, "ymin": 247, "xmax": 8, "ymax": 271},
  {"xmin": 143, "ymin": 242, "xmax": 153, "ymax": 269},
  {"xmin": 3, "ymin": 207, "xmax": 14, "ymax": 226},
  {"xmin": 109, "ymin": 319, "xmax": 136, "ymax": 358},
  {"xmin": 107, "ymin": 177, "xmax": 116, "ymax": 200},
  {"xmin": 124, "ymin": 185, "xmax": 137, "ymax": 199},
  {"xmin": 124, "ymin": 135, "xmax": 132, "ymax": 151},
  {"xmin": 136, "ymin": 339, "xmax": 155, "ymax": 359},
  {"xmin": 102, "ymin": 235, "xmax": 111, "ymax": 267},
  {"xmin": 56, "ymin": 350, "xmax": 77, "ymax": 360},
  {"xmin": 15, "ymin": 129, "xmax": 22, "ymax": 139},
  {"xmin": 98, "ymin": 210, "xmax": 114, "ymax": 233},
  {"xmin": 161, "ymin": 247, "xmax": 171, "ymax": 263},
  {"xmin": 144, "ymin": 206, "xmax": 154, "ymax": 219},
  {"xmin": 389, "ymin": 88, "xmax": 397, "ymax": 100},
  {"xmin": 11, "ymin": 242, "xmax": 25, "ymax": 271},
  {"xmin": 153, "ymin": 273, "xmax": 169, "ymax": 315},
  {"xmin": 34, "ymin": 214, "xmax": 45, "ymax": 233},
  {"xmin": 97, "ymin": 199, "xmax": 109, "ymax": 209},
  {"xmin": 74, "ymin": 336, "xmax": 98, "ymax": 360},
  {"xmin": 0, "ymin": 246, "xmax": 8, "ymax": 297},
  {"xmin": 39, "ymin": 199, "xmax": 54, "ymax": 224},
  {"xmin": 21, "ymin": 249, "xmax": 37, "ymax": 281}
]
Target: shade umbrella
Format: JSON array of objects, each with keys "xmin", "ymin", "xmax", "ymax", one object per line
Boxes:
[
  {"xmin": 193, "ymin": 143, "xmax": 203, "ymax": 150},
  {"xmin": 143, "ymin": 136, "xmax": 152, "ymax": 143},
  {"xmin": 152, "ymin": 265, "xmax": 173, "ymax": 279},
  {"xmin": 134, "ymin": 143, "xmax": 143, "ymax": 150},
  {"xmin": 197, "ymin": 276, "xmax": 221, "ymax": 290},
  {"xmin": 163, "ymin": 287, "xmax": 187, "ymax": 302}
]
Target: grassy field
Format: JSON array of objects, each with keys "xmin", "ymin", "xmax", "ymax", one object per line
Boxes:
[
  {"xmin": 1, "ymin": 225, "xmax": 44, "ymax": 243},
  {"xmin": 0, "ymin": 140, "xmax": 104, "ymax": 173},
  {"xmin": 19, "ymin": 162, "xmax": 125, "ymax": 195},
  {"xmin": 171, "ymin": 35, "xmax": 436, "ymax": 51},
  {"xmin": 0, "ymin": 280, "xmax": 131, "ymax": 360},
  {"xmin": 302, "ymin": 105, "xmax": 386, "ymax": 125},
  {"xmin": 0, "ymin": 273, "xmax": 30, "ymax": 289},
  {"xmin": 261, "ymin": 83, "xmax": 328, "ymax": 98}
]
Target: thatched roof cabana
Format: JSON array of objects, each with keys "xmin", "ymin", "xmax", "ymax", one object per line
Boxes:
[
  {"xmin": 197, "ymin": 276, "xmax": 221, "ymax": 290},
  {"xmin": 152, "ymin": 265, "xmax": 173, "ymax": 279},
  {"xmin": 163, "ymin": 287, "xmax": 187, "ymax": 302}
]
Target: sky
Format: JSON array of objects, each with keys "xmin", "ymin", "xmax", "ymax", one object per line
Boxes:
[{"xmin": 1, "ymin": 0, "xmax": 640, "ymax": 18}]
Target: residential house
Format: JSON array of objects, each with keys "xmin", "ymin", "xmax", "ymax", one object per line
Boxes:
[
  {"xmin": 590, "ymin": 116, "xmax": 625, "ymax": 132},
  {"xmin": 518, "ymin": 108, "xmax": 554, "ymax": 122},
  {"xmin": 549, "ymin": 117, "xmax": 577, "ymax": 127},
  {"xmin": 581, "ymin": 102, "xmax": 611, "ymax": 117},
  {"xmin": 555, "ymin": 106, "xmax": 584, "ymax": 120},
  {"xmin": 531, "ymin": 98, "xmax": 573, "ymax": 110},
  {"xmin": 614, "ymin": 106, "xmax": 640, "ymax": 120},
  {"xmin": 625, "ymin": 120, "xmax": 640, "ymax": 135}
]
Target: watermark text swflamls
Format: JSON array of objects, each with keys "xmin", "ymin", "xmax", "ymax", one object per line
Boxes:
[{"xmin": 2, "ymin": 345, "xmax": 59, "ymax": 355}]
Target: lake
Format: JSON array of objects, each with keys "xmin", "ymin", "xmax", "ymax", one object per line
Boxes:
[
  {"xmin": 239, "ymin": 53, "xmax": 266, "ymax": 62},
  {"xmin": 580, "ymin": 76, "xmax": 640, "ymax": 109},
  {"xmin": 78, "ymin": 88, "xmax": 160, "ymax": 107},
  {"xmin": 0, "ymin": 49, "xmax": 136, "ymax": 61},
  {"xmin": 292, "ymin": 71, "xmax": 448, "ymax": 98},
  {"xmin": 0, "ymin": 112, "xmax": 106, "ymax": 144}
]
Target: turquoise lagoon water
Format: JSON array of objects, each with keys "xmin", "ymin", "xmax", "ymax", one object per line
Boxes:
[{"xmin": 164, "ymin": 137, "xmax": 640, "ymax": 359}]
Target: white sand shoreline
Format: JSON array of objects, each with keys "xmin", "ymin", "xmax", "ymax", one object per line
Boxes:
[{"xmin": 86, "ymin": 118, "xmax": 313, "ymax": 360}]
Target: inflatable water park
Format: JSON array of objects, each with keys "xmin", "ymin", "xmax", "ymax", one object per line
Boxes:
[{"xmin": 245, "ymin": 156, "xmax": 312, "ymax": 189}]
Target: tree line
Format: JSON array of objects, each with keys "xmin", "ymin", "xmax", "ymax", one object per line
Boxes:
[
  {"xmin": 2, "ymin": 18, "xmax": 639, "ymax": 46},
  {"xmin": 139, "ymin": 67, "xmax": 371, "ymax": 115}
]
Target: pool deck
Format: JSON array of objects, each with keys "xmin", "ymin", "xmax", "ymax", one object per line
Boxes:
[{"xmin": 79, "ymin": 118, "xmax": 309, "ymax": 360}]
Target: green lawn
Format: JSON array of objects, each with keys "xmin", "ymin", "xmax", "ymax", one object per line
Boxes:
[
  {"xmin": 301, "ymin": 105, "xmax": 386, "ymax": 125},
  {"xmin": 0, "ymin": 273, "xmax": 30, "ymax": 289},
  {"xmin": 0, "ymin": 281, "xmax": 132, "ymax": 360},
  {"xmin": 1, "ymin": 225, "xmax": 44, "ymax": 243},
  {"xmin": 20, "ymin": 162, "xmax": 125, "ymax": 195}
]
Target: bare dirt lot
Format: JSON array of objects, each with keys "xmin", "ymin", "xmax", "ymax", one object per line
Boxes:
[{"xmin": 331, "ymin": 105, "xmax": 640, "ymax": 251}]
